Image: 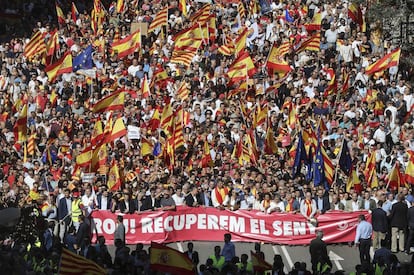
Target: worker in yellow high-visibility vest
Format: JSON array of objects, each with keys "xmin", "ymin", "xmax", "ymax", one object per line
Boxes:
[
  {"xmin": 71, "ymin": 191, "xmax": 84, "ymax": 231},
  {"xmin": 208, "ymin": 245, "xmax": 225, "ymax": 271}
]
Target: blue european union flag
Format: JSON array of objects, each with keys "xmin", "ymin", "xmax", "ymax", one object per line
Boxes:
[
  {"xmin": 73, "ymin": 45, "xmax": 94, "ymax": 71},
  {"xmin": 285, "ymin": 9, "xmax": 294, "ymax": 23},
  {"xmin": 292, "ymin": 132, "xmax": 307, "ymax": 177},
  {"xmin": 339, "ymin": 139, "xmax": 352, "ymax": 175},
  {"xmin": 153, "ymin": 142, "xmax": 161, "ymax": 157},
  {"xmin": 313, "ymin": 145, "xmax": 326, "ymax": 188}
]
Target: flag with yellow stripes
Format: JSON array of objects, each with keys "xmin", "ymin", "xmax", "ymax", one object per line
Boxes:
[{"xmin": 59, "ymin": 248, "xmax": 106, "ymax": 275}]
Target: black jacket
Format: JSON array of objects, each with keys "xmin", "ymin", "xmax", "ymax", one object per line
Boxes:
[
  {"xmin": 118, "ymin": 199, "xmax": 137, "ymax": 214},
  {"xmin": 390, "ymin": 201, "xmax": 408, "ymax": 229},
  {"xmin": 309, "ymin": 237, "xmax": 330, "ymax": 265},
  {"xmin": 371, "ymin": 207, "xmax": 388, "ymax": 233},
  {"xmin": 407, "ymin": 206, "xmax": 414, "ymax": 229},
  {"xmin": 140, "ymin": 196, "xmax": 160, "ymax": 211},
  {"xmin": 313, "ymin": 195, "xmax": 331, "ymax": 214},
  {"xmin": 96, "ymin": 194, "xmax": 111, "ymax": 210}
]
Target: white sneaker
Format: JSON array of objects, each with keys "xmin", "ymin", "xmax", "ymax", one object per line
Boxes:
[{"xmin": 410, "ymin": 247, "xmax": 414, "ymax": 253}]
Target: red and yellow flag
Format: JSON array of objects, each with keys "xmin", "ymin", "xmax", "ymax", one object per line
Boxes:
[
  {"xmin": 348, "ymin": 3, "xmax": 363, "ymax": 26},
  {"xmin": 364, "ymin": 152, "xmax": 378, "ymax": 188},
  {"xmin": 387, "ymin": 161, "xmax": 407, "ymax": 190},
  {"xmin": 148, "ymin": 7, "xmax": 168, "ymax": 33},
  {"xmin": 110, "ymin": 117, "xmax": 127, "ymax": 141},
  {"xmin": 55, "ymin": 3, "xmax": 65, "ymax": 25},
  {"xmin": 150, "ymin": 242, "xmax": 194, "ymax": 275},
  {"xmin": 251, "ymin": 251, "xmax": 272, "ymax": 273},
  {"xmin": 116, "ymin": 0, "xmax": 125, "ymax": 13},
  {"xmin": 365, "ymin": 48, "xmax": 401, "ymax": 75},
  {"xmin": 45, "ymin": 52, "xmax": 73, "ymax": 82},
  {"xmin": 59, "ymin": 248, "xmax": 106, "ymax": 275},
  {"xmin": 264, "ymin": 127, "xmax": 278, "ymax": 155},
  {"xmin": 13, "ymin": 104, "xmax": 28, "ymax": 142},
  {"xmin": 107, "ymin": 160, "xmax": 121, "ymax": 191},
  {"xmin": 267, "ymin": 43, "xmax": 292, "ymax": 73},
  {"xmin": 92, "ymin": 91, "xmax": 125, "ymax": 113},
  {"xmin": 23, "ymin": 30, "xmax": 46, "ymax": 60},
  {"xmin": 296, "ymin": 33, "xmax": 320, "ymax": 53},
  {"xmin": 111, "ymin": 30, "xmax": 141, "ymax": 58},
  {"xmin": 76, "ymin": 146, "xmax": 93, "ymax": 167},
  {"xmin": 226, "ymin": 51, "xmax": 257, "ymax": 86}
]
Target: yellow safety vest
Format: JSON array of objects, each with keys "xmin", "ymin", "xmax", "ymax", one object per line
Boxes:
[
  {"xmin": 375, "ymin": 264, "xmax": 386, "ymax": 275},
  {"xmin": 71, "ymin": 199, "xmax": 82, "ymax": 222},
  {"xmin": 237, "ymin": 261, "xmax": 253, "ymax": 273},
  {"xmin": 209, "ymin": 254, "xmax": 225, "ymax": 271}
]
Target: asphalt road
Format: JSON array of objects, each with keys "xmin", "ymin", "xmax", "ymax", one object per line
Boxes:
[{"xmin": 108, "ymin": 242, "xmax": 414, "ymax": 273}]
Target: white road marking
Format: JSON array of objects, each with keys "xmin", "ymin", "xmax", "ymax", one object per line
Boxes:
[
  {"xmin": 281, "ymin": 245, "xmax": 294, "ymax": 270},
  {"xmin": 177, "ymin": 242, "xmax": 184, "ymax": 252},
  {"xmin": 328, "ymin": 250, "xmax": 344, "ymax": 271},
  {"xmin": 272, "ymin": 245, "xmax": 289, "ymax": 273},
  {"xmin": 370, "ymin": 246, "xmax": 374, "ymax": 260}
]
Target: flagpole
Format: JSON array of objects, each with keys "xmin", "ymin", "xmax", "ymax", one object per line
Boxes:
[
  {"xmin": 333, "ymin": 137, "xmax": 345, "ymax": 188},
  {"xmin": 385, "ymin": 162, "xmax": 395, "ymax": 190}
]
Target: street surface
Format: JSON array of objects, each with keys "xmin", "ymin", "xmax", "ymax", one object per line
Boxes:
[{"xmin": 108, "ymin": 242, "xmax": 414, "ymax": 273}]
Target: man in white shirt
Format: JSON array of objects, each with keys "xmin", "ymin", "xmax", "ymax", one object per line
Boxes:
[
  {"xmin": 172, "ymin": 186, "xmax": 185, "ymax": 206},
  {"xmin": 339, "ymin": 39, "xmax": 353, "ymax": 64},
  {"xmin": 325, "ymin": 24, "xmax": 338, "ymax": 47},
  {"xmin": 81, "ymin": 187, "xmax": 97, "ymax": 217},
  {"xmin": 373, "ymin": 124, "xmax": 386, "ymax": 144}
]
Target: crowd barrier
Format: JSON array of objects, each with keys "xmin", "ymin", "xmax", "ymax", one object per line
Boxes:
[{"xmin": 91, "ymin": 207, "xmax": 370, "ymax": 245}]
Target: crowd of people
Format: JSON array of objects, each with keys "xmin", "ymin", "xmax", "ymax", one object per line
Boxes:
[{"xmin": 1, "ymin": 0, "xmax": 414, "ymax": 274}]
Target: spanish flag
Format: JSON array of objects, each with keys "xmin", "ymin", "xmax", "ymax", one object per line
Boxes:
[
  {"xmin": 365, "ymin": 48, "xmax": 401, "ymax": 75},
  {"xmin": 110, "ymin": 117, "xmax": 127, "ymax": 141},
  {"xmin": 200, "ymin": 140, "xmax": 213, "ymax": 168},
  {"xmin": 107, "ymin": 160, "xmax": 121, "ymax": 191},
  {"xmin": 304, "ymin": 12, "xmax": 322, "ymax": 31},
  {"xmin": 111, "ymin": 30, "xmax": 141, "ymax": 59},
  {"xmin": 179, "ymin": 0, "xmax": 187, "ymax": 17},
  {"xmin": 267, "ymin": 43, "xmax": 292, "ymax": 73},
  {"xmin": 59, "ymin": 248, "xmax": 106, "ymax": 275},
  {"xmin": 387, "ymin": 161, "xmax": 407, "ymax": 190},
  {"xmin": 251, "ymin": 251, "xmax": 272, "ymax": 272},
  {"xmin": 226, "ymin": 51, "xmax": 257, "ymax": 86},
  {"xmin": 348, "ymin": 3, "xmax": 363, "ymax": 26},
  {"xmin": 45, "ymin": 52, "xmax": 73, "ymax": 82},
  {"xmin": 346, "ymin": 166, "xmax": 362, "ymax": 193},
  {"xmin": 140, "ymin": 137, "xmax": 153, "ymax": 156},
  {"xmin": 406, "ymin": 151, "xmax": 414, "ymax": 184},
  {"xmin": 161, "ymin": 103, "xmax": 173, "ymax": 135},
  {"xmin": 264, "ymin": 127, "xmax": 278, "ymax": 155},
  {"xmin": 55, "ymin": 2, "xmax": 65, "ymax": 25},
  {"xmin": 116, "ymin": 0, "xmax": 125, "ymax": 13},
  {"xmin": 150, "ymin": 242, "xmax": 195, "ymax": 275},
  {"xmin": 234, "ymin": 27, "xmax": 248, "ymax": 56},
  {"xmin": 13, "ymin": 104, "xmax": 28, "ymax": 142},
  {"xmin": 364, "ymin": 152, "xmax": 378, "ymax": 188},
  {"xmin": 91, "ymin": 118, "xmax": 103, "ymax": 146},
  {"xmin": 71, "ymin": 2, "xmax": 79, "ymax": 23},
  {"xmin": 76, "ymin": 146, "xmax": 93, "ymax": 167},
  {"xmin": 92, "ymin": 91, "xmax": 125, "ymax": 113}
]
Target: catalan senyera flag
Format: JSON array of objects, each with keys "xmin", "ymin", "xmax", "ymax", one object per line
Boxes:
[
  {"xmin": 170, "ymin": 51, "xmax": 197, "ymax": 68},
  {"xmin": 406, "ymin": 151, "xmax": 414, "ymax": 184},
  {"xmin": 45, "ymin": 52, "xmax": 73, "ymax": 82},
  {"xmin": 55, "ymin": 2, "xmax": 66, "ymax": 25},
  {"xmin": 111, "ymin": 29, "xmax": 141, "ymax": 59},
  {"xmin": 348, "ymin": 3, "xmax": 363, "ymax": 27},
  {"xmin": 150, "ymin": 242, "xmax": 194, "ymax": 275},
  {"xmin": 148, "ymin": 6, "xmax": 168, "ymax": 33},
  {"xmin": 76, "ymin": 146, "xmax": 93, "ymax": 167},
  {"xmin": 226, "ymin": 51, "xmax": 257, "ymax": 86},
  {"xmin": 253, "ymin": 104, "xmax": 267, "ymax": 128},
  {"xmin": 107, "ymin": 160, "xmax": 121, "ymax": 191},
  {"xmin": 238, "ymin": 2, "xmax": 246, "ymax": 19},
  {"xmin": 324, "ymin": 73, "xmax": 337, "ymax": 96},
  {"xmin": 387, "ymin": 161, "xmax": 407, "ymax": 190},
  {"xmin": 161, "ymin": 103, "xmax": 173, "ymax": 135},
  {"xmin": 267, "ymin": 43, "xmax": 292, "ymax": 73},
  {"xmin": 116, "ymin": 0, "xmax": 125, "ymax": 13},
  {"xmin": 218, "ymin": 41, "xmax": 235, "ymax": 56},
  {"xmin": 71, "ymin": 2, "xmax": 79, "ymax": 23},
  {"xmin": 321, "ymin": 146, "xmax": 335, "ymax": 186},
  {"xmin": 59, "ymin": 248, "xmax": 106, "ymax": 275},
  {"xmin": 364, "ymin": 152, "xmax": 378, "ymax": 188},
  {"xmin": 102, "ymin": 113, "xmax": 113, "ymax": 144},
  {"xmin": 92, "ymin": 91, "xmax": 125, "ymax": 113},
  {"xmin": 176, "ymin": 81, "xmax": 190, "ymax": 101},
  {"xmin": 179, "ymin": 0, "xmax": 187, "ymax": 17},
  {"xmin": 13, "ymin": 104, "xmax": 28, "ymax": 142},
  {"xmin": 365, "ymin": 48, "xmax": 401, "ymax": 75},
  {"xmin": 190, "ymin": 4, "xmax": 210, "ymax": 24},
  {"xmin": 251, "ymin": 251, "xmax": 272, "ymax": 272},
  {"xmin": 173, "ymin": 108, "xmax": 185, "ymax": 151},
  {"xmin": 295, "ymin": 33, "xmax": 320, "ymax": 53},
  {"xmin": 110, "ymin": 117, "xmax": 127, "ymax": 141},
  {"xmin": 304, "ymin": 12, "xmax": 322, "ymax": 31},
  {"xmin": 91, "ymin": 0, "xmax": 106, "ymax": 35},
  {"xmin": 27, "ymin": 133, "xmax": 36, "ymax": 155},
  {"xmin": 23, "ymin": 30, "xmax": 46, "ymax": 60}
]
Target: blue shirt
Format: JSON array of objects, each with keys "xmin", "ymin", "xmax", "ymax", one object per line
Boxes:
[
  {"xmin": 221, "ymin": 242, "xmax": 235, "ymax": 262},
  {"xmin": 355, "ymin": 220, "xmax": 373, "ymax": 243}
]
